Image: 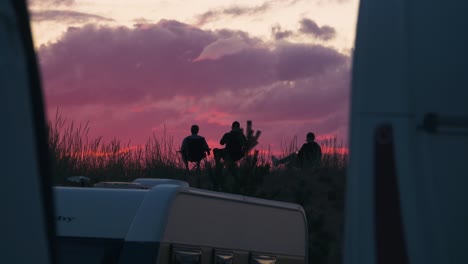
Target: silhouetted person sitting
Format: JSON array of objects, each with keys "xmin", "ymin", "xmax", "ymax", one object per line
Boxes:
[
  {"xmin": 272, "ymin": 132, "xmax": 322, "ymax": 169},
  {"xmin": 213, "ymin": 121, "xmax": 247, "ymax": 167},
  {"xmin": 180, "ymin": 125, "xmax": 210, "ymax": 170}
]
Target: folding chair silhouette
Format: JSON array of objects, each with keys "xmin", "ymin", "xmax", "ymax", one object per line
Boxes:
[{"xmin": 180, "ymin": 137, "xmax": 209, "ymax": 171}]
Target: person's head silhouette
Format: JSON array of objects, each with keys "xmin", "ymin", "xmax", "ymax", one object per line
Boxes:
[
  {"xmin": 191, "ymin": 125, "xmax": 199, "ymax": 135},
  {"xmin": 306, "ymin": 132, "xmax": 315, "ymax": 142},
  {"xmin": 231, "ymin": 121, "xmax": 240, "ymax": 130}
]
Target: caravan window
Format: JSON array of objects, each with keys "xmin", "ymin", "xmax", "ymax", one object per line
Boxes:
[
  {"xmin": 172, "ymin": 247, "xmax": 202, "ymax": 264},
  {"xmin": 250, "ymin": 254, "xmax": 277, "ymax": 264},
  {"xmin": 214, "ymin": 250, "xmax": 234, "ymax": 264},
  {"xmin": 57, "ymin": 237, "xmax": 123, "ymax": 264}
]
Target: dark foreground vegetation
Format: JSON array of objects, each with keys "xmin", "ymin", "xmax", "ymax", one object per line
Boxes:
[{"xmin": 48, "ymin": 117, "xmax": 347, "ymax": 264}]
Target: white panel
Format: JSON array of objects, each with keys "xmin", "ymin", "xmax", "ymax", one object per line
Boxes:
[
  {"xmin": 347, "ymin": 0, "xmax": 468, "ymax": 263},
  {"xmin": 54, "ymin": 188, "xmax": 146, "ymax": 238},
  {"xmin": 344, "ymin": 115, "xmax": 379, "ymax": 264},
  {"xmin": 0, "ymin": 2, "xmax": 50, "ymax": 263},
  {"xmin": 351, "ymin": 0, "xmax": 411, "ymax": 115},
  {"xmin": 163, "ymin": 193, "xmax": 307, "ymax": 257},
  {"xmin": 410, "ymin": 0, "xmax": 468, "ymax": 117},
  {"xmin": 124, "ymin": 185, "xmax": 182, "ymax": 242},
  {"xmin": 391, "ymin": 119, "xmax": 440, "ymax": 264},
  {"xmin": 409, "ymin": 1, "xmax": 468, "ymax": 263},
  {"xmin": 414, "ymin": 132, "xmax": 468, "ymax": 263}
]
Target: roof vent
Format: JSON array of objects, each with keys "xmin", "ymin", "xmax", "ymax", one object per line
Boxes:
[
  {"xmin": 93, "ymin": 182, "xmax": 150, "ymax": 189},
  {"xmin": 133, "ymin": 178, "xmax": 189, "ymax": 188}
]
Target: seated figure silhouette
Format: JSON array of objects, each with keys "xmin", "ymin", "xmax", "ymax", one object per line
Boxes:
[
  {"xmin": 213, "ymin": 121, "xmax": 247, "ymax": 167},
  {"xmin": 272, "ymin": 132, "xmax": 322, "ymax": 169},
  {"xmin": 180, "ymin": 125, "xmax": 210, "ymax": 170}
]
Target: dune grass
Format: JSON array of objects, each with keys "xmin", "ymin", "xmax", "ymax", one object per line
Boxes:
[{"xmin": 47, "ymin": 116, "xmax": 347, "ymax": 264}]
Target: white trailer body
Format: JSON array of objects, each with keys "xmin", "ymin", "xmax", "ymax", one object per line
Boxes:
[
  {"xmin": 54, "ymin": 184, "xmax": 308, "ymax": 264},
  {"xmin": 345, "ymin": 0, "xmax": 468, "ymax": 264}
]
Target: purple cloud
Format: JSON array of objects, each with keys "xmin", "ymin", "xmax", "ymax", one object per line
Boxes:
[
  {"xmin": 31, "ymin": 10, "xmax": 114, "ymax": 23},
  {"xmin": 133, "ymin": 18, "xmax": 153, "ymax": 25},
  {"xmin": 28, "ymin": 0, "xmax": 75, "ymax": 7},
  {"xmin": 195, "ymin": 3, "xmax": 271, "ymax": 26},
  {"xmin": 299, "ymin": 18, "xmax": 336, "ymax": 41},
  {"xmin": 194, "ymin": 0, "xmax": 300, "ymax": 26},
  {"xmin": 271, "ymin": 25, "xmax": 294, "ymax": 40}
]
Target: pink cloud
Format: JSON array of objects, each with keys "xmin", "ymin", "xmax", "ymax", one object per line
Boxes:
[{"xmin": 39, "ymin": 19, "xmax": 350, "ymax": 154}]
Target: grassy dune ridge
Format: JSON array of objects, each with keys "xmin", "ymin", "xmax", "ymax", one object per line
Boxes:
[{"xmin": 48, "ymin": 116, "xmax": 347, "ymax": 264}]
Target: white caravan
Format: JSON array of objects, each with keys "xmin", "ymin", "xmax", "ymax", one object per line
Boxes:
[
  {"xmin": 345, "ymin": 0, "xmax": 468, "ymax": 264},
  {"xmin": 54, "ymin": 180, "xmax": 308, "ymax": 264}
]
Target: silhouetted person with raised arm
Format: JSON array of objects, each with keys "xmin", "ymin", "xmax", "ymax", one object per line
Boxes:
[
  {"xmin": 272, "ymin": 132, "xmax": 322, "ymax": 169},
  {"xmin": 213, "ymin": 121, "xmax": 247, "ymax": 167},
  {"xmin": 180, "ymin": 125, "xmax": 210, "ymax": 170}
]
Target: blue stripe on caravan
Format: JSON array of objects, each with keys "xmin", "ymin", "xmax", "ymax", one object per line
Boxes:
[{"xmin": 374, "ymin": 124, "xmax": 409, "ymax": 264}]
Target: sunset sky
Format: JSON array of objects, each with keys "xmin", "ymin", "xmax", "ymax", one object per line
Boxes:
[{"xmin": 28, "ymin": 0, "xmax": 359, "ymax": 154}]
